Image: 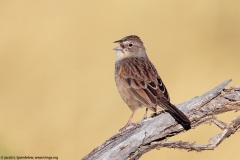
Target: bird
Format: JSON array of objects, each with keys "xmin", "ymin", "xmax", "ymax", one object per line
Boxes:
[{"xmin": 113, "ymin": 35, "xmax": 191, "ymax": 131}]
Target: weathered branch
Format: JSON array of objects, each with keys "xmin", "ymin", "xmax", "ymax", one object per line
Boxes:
[{"xmin": 83, "ymin": 80, "xmax": 240, "ymax": 160}]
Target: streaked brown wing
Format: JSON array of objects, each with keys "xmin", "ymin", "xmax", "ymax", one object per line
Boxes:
[
  {"xmin": 118, "ymin": 57, "xmax": 162, "ymax": 111},
  {"xmin": 157, "ymin": 76, "xmax": 170, "ymax": 101}
]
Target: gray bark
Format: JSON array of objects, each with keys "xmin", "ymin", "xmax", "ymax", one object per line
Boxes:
[{"xmin": 83, "ymin": 79, "xmax": 240, "ymax": 160}]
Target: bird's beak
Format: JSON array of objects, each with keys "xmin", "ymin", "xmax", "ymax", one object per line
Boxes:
[
  {"xmin": 114, "ymin": 39, "xmax": 122, "ymax": 43},
  {"xmin": 113, "ymin": 39, "xmax": 124, "ymax": 50},
  {"xmin": 113, "ymin": 46, "xmax": 122, "ymax": 51}
]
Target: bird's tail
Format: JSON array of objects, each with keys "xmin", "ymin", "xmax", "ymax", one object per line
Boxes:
[{"xmin": 158, "ymin": 99, "xmax": 191, "ymax": 129}]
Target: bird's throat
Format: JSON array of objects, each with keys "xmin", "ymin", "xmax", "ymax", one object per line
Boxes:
[{"xmin": 115, "ymin": 50, "xmax": 128, "ymax": 61}]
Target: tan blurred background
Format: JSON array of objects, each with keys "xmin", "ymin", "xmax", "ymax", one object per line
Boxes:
[{"xmin": 0, "ymin": 0, "xmax": 240, "ymax": 159}]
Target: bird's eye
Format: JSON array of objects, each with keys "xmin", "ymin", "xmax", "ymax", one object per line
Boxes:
[{"xmin": 129, "ymin": 43, "xmax": 133, "ymax": 47}]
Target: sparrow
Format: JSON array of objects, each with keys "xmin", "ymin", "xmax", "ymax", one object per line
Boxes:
[{"xmin": 113, "ymin": 35, "xmax": 191, "ymax": 131}]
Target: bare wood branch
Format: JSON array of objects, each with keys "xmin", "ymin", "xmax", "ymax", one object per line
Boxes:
[{"xmin": 83, "ymin": 80, "xmax": 240, "ymax": 160}]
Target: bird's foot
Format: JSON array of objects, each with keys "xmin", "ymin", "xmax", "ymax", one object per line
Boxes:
[
  {"xmin": 150, "ymin": 110, "xmax": 165, "ymax": 117},
  {"xmin": 142, "ymin": 114, "xmax": 148, "ymax": 120},
  {"xmin": 119, "ymin": 122, "xmax": 141, "ymax": 132}
]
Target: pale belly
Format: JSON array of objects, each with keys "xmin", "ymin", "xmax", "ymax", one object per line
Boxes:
[{"xmin": 115, "ymin": 75, "xmax": 142, "ymax": 111}]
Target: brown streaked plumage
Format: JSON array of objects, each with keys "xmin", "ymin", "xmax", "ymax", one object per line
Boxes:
[{"xmin": 114, "ymin": 35, "xmax": 190, "ymax": 131}]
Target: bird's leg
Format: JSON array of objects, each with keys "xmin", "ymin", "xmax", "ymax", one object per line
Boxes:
[
  {"xmin": 119, "ymin": 110, "xmax": 138, "ymax": 132},
  {"xmin": 142, "ymin": 108, "xmax": 148, "ymax": 120}
]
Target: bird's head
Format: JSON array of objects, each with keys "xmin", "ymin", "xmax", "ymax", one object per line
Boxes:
[{"xmin": 114, "ymin": 35, "xmax": 146, "ymax": 61}]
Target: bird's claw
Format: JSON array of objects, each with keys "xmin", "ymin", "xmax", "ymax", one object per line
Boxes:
[{"xmin": 119, "ymin": 123, "xmax": 141, "ymax": 132}]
